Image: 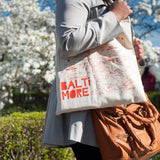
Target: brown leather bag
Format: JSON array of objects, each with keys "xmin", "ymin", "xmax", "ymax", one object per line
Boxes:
[{"xmin": 92, "ymin": 95, "xmax": 160, "ymax": 160}]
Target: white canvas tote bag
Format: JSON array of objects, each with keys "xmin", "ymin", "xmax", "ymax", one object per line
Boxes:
[{"xmin": 56, "ymin": 18, "xmax": 146, "ymax": 115}]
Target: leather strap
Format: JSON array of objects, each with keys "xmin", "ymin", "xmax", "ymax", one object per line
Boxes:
[
  {"xmin": 116, "ymin": 102, "xmax": 159, "ymax": 124},
  {"xmin": 116, "ymin": 102, "xmax": 159, "ymax": 151}
]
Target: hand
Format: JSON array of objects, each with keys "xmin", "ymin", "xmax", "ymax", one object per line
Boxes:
[
  {"xmin": 133, "ymin": 38, "xmax": 144, "ymax": 62},
  {"xmin": 110, "ymin": 0, "xmax": 133, "ymax": 21}
]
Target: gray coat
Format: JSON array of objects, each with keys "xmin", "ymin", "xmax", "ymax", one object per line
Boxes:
[{"xmin": 41, "ymin": 0, "xmax": 122, "ymax": 147}]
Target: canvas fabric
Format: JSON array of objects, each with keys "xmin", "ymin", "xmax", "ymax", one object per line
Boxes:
[{"xmin": 56, "ymin": 18, "xmax": 146, "ymax": 115}]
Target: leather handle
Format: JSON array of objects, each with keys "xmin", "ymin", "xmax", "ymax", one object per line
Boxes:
[
  {"xmin": 117, "ymin": 101, "xmax": 159, "ymax": 124},
  {"xmin": 123, "ymin": 115, "xmax": 157, "ymax": 151},
  {"xmin": 125, "ymin": 106, "xmax": 159, "ymax": 124},
  {"xmin": 119, "ymin": 101, "xmax": 159, "ymax": 151}
]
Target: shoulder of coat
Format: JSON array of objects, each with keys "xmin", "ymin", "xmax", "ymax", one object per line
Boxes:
[
  {"xmin": 90, "ymin": 0, "xmax": 105, "ymax": 8},
  {"xmin": 60, "ymin": 0, "xmax": 105, "ymax": 9}
]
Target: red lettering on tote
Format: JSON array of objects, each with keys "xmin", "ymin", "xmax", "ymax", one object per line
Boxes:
[
  {"xmin": 75, "ymin": 80, "xmax": 82, "ymax": 88},
  {"xmin": 70, "ymin": 90, "xmax": 76, "ymax": 98},
  {"xmin": 82, "ymin": 87, "xmax": 89, "ymax": 96},
  {"xmin": 61, "ymin": 82, "xmax": 67, "ymax": 90},
  {"xmin": 61, "ymin": 78, "xmax": 90, "ymax": 100},
  {"xmin": 68, "ymin": 80, "xmax": 75, "ymax": 89},
  {"xmin": 76, "ymin": 89, "xmax": 82, "ymax": 97},
  {"xmin": 62, "ymin": 91, "xmax": 69, "ymax": 100}
]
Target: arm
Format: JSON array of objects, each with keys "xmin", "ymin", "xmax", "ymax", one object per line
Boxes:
[
  {"xmin": 133, "ymin": 38, "xmax": 144, "ymax": 63},
  {"xmin": 56, "ymin": 0, "xmax": 123, "ymax": 57}
]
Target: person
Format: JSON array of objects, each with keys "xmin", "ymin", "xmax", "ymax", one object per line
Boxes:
[
  {"xmin": 142, "ymin": 66, "xmax": 156, "ymax": 92},
  {"xmin": 41, "ymin": 0, "xmax": 144, "ymax": 159}
]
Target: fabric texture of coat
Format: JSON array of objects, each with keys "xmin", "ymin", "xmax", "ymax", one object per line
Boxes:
[{"xmin": 41, "ymin": 0, "xmax": 123, "ymax": 147}]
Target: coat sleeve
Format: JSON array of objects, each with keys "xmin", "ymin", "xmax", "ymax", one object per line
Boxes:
[{"xmin": 56, "ymin": 0, "xmax": 123, "ymax": 57}]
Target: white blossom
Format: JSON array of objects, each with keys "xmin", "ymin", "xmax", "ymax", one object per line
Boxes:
[
  {"xmin": 135, "ymin": 2, "xmax": 152, "ymax": 16},
  {"xmin": 44, "ymin": 70, "xmax": 55, "ymax": 83},
  {"xmin": 0, "ymin": 0, "xmax": 56, "ymax": 109},
  {"xmin": 142, "ymin": 40, "xmax": 160, "ymax": 81}
]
